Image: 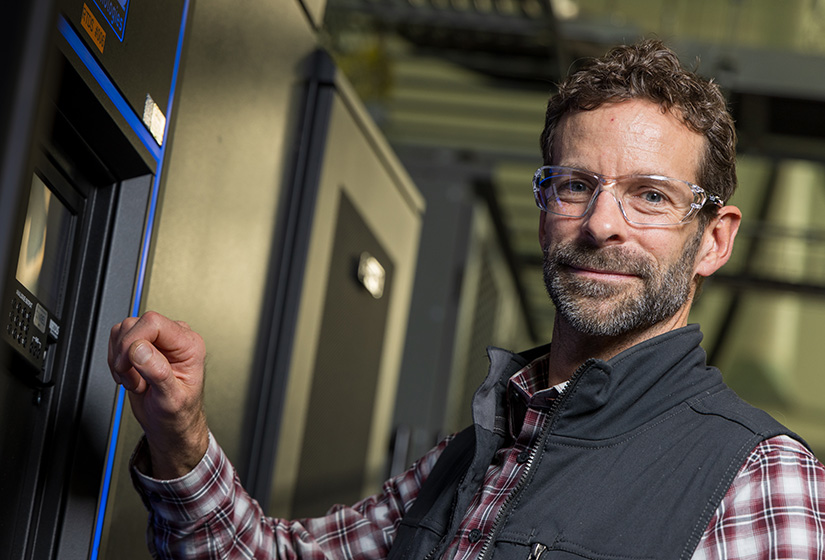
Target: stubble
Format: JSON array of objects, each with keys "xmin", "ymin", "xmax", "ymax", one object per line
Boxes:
[{"xmin": 542, "ymin": 231, "xmax": 703, "ymax": 337}]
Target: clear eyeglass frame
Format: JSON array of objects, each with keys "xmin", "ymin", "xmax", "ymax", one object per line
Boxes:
[{"xmin": 532, "ymin": 165, "xmax": 725, "ymax": 227}]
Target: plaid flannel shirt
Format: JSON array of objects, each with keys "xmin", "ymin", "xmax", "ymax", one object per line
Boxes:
[{"xmin": 133, "ymin": 358, "xmax": 825, "ymax": 559}]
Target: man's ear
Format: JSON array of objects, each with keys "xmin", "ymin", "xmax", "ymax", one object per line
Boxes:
[{"xmin": 694, "ymin": 205, "xmax": 742, "ymax": 278}]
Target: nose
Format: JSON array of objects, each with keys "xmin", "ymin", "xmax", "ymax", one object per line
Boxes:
[{"xmin": 580, "ymin": 187, "xmax": 627, "ymax": 245}]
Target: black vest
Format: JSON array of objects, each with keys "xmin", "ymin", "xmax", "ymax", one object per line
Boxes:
[{"xmin": 389, "ymin": 326, "xmax": 802, "ymax": 560}]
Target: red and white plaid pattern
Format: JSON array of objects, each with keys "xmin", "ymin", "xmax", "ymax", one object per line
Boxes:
[
  {"xmin": 693, "ymin": 436, "xmax": 825, "ymax": 559},
  {"xmin": 135, "ymin": 433, "xmax": 449, "ymax": 559},
  {"xmin": 133, "ymin": 357, "xmax": 825, "ymax": 559}
]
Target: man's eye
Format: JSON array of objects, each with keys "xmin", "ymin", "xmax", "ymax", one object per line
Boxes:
[
  {"xmin": 641, "ymin": 190, "xmax": 666, "ymax": 204},
  {"xmin": 642, "ymin": 191, "xmax": 665, "ymax": 204},
  {"xmin": 559, "ymin": 180, "xmax": 591, "ymax": 194}
]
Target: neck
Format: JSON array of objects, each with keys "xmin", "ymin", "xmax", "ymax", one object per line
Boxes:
[{"xmin": 545, "ymin": 310, "xmax": 691, "ymax": 387}]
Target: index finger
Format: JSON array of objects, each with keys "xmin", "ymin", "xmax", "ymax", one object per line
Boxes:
[
  {"xmin": 108, "ymin": 315, "xmax": 140, "ymax": 376},
  {"xmin": 113, "ymin": 311, "xmax": 204, "ymax": 372}
]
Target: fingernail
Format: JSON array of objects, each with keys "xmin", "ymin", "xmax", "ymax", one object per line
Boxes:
[{"xmin": 132, "ymin": 342, "xmax": 152, "ymax": 365}]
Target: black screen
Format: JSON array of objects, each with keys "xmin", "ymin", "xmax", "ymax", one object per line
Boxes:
[{"xmin": 15, "ymin": 173, "xmax": 74, "ymax": 317}]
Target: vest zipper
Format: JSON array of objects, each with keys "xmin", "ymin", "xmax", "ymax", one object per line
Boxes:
[
  {"xmin": 527, "ymin": 542, "xmax": 547, "ymax": 560},
  {"xmin": 475, "ymin": 359, "xmax": 595, "ymax": 560}
]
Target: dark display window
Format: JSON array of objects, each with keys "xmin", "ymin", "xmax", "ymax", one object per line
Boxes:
[{"xmin": 16, "ymin": 173, "xmax": 74, "ymax": 319}]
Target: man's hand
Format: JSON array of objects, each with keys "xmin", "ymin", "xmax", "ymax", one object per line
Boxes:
[{"xmin": 108, "ymin": 311, "xmax": 209, "ymax": 479}]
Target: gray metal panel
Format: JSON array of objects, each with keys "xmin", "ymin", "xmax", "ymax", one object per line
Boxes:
[
  {"xmin": 57, "ymin": 173, "xmax": 152, "ymax": 558},
  {"xmin": 242, "ymin": 49, "xmax": 337, "ymax": 505},
  {"xmin": 292, "ymin": 191, "xmax": 395, "ymax": 516},
  {"xmin": 95, "ymin": 2, "xmax": 322, "ymax": 553},
  {"xmin": 268, "ymin": 75, "xmax": 424, "ymax": 517},
  {"xmin": 140, "ymin": 0, "xmax": 319, "ymax": 467},
  {"xmin": 390, "ymin": 155, "xmax": 476, "ymax": 467}
]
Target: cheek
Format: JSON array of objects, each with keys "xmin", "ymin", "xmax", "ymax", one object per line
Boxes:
[
  {"xmin": 539, "ymin": 214, "xmax": 576, "ymax": 249},
  {"xmin": 629, "ymin": 232, "xmax": 691, "ymax": 268},
  {"xmin": 540, "ymin": 221, "xmax": 563, "ymax": 252},
  {"xmin": 539, "ymin": 214, "xmax": 553, "ymax": 248},
  {"xmin": 640, "ymin": 235, "xmax": 669, "ymax": 256}
]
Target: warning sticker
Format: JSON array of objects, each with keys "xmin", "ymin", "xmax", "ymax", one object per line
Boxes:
[
  {"xmin": 81, "ymin": 4, "xmax": 106, "ymax": 53},
  {"xmin": 92, "ymin": 0, "xmax": 129, "ymax": 41}
]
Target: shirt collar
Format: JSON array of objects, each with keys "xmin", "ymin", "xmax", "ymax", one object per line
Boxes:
[{"xmin": 506, "ymin": 352, "xmax": 568, "ymax": 439}]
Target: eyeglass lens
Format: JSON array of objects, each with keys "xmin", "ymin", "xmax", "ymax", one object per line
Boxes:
[{"xmin": 534, "ymin": 167, "xmax": 701, "ymax": 225}]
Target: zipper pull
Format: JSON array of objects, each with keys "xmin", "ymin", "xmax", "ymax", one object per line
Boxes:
[{"xmin": 527, "ymin": 542, "xmax": 547, "ymax": 560}]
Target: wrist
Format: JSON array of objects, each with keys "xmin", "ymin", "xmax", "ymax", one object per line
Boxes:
[{"xmin": 145, "ymin": 414, "xmax": 210, "ymax": 479}]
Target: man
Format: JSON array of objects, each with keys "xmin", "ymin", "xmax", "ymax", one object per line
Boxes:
[{"xmin": 109, "ymin": 39, "xmax": 825, "ymax": 559}]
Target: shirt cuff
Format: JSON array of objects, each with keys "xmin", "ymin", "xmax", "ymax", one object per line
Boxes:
[{"xmin": 130, "ymin": 431, "xmax": 235, "ymax": 523}]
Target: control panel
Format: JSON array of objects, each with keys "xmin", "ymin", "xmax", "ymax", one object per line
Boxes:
[
  {"xmin": 3, "ymin": 284, "xmax": 60, "ymax": 372},
  {"xmin": 2, "ymin": 168, "xmax": 73, "ymax": 381}
]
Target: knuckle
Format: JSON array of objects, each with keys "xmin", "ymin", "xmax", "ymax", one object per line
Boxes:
[
  {"xmin": 141, "ymin": 310, "xmax": 163, "ymax": 326},
  {"xmin": 192, "ymin": 330, "xmax": 204, "ymax": 347}
]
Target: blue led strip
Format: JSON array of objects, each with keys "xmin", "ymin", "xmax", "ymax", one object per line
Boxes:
[
  {"xmin": 60, "ymin": 0, "xmax": 192, "ymax": 557},
  {"xmin": 57, "ymin": 16, "xmax": 161, "ymax": 163}
]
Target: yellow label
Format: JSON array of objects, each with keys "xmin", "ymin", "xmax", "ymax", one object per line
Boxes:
[{"xmin": 81, "ymin": 4, "xmax": 106, "ymax": 53}]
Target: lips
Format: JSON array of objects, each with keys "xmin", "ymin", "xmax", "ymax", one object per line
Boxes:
[
  {"xmin": 555, "ymin": 247, "xmax": 652, "ymax": 280},
  {"xmin": 564, "ymin": 264, "xmax": 638, "ymax": 277}
]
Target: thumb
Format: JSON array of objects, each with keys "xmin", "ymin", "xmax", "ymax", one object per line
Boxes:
[{"xmin": 127, "ymin": 340, "xmax": 172, "ymax": 393}]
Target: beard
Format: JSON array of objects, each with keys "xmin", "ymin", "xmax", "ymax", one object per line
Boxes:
[{"xmin": 542, "ymin": 232, "xmax": 703, "ymax": 337}]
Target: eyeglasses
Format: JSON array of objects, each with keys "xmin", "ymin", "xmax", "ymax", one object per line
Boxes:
[{"xmin": 532, "ymin": 166, "xmax": 724, "ymax": 227}]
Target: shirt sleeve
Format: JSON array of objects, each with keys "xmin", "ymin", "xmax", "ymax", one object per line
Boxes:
[
  {"xmin": 130, "ymin": 432, "xmax": 451, "ymax": 560},
  {"xmin": 692, "ymin": 434, "xmax": 825, "ymax": 560}
]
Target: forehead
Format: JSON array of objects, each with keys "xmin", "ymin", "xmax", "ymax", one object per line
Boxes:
[{"xmin": 553, "ymin": 100, "xmax": 705, "ymax": 182}]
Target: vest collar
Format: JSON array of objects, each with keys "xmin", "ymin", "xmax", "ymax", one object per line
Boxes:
[{"xmin": 481, "ymin": 325, "xmax": 725, "ymax": 439}]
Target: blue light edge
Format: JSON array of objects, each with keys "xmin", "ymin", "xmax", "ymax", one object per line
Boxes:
[
  {"xmin": 57, "ymin": 0, "xmax": 192, "ymax": 556},
  {"xmin": 57, "ymin": 17, "xmax": 161, "ymax": 163}
]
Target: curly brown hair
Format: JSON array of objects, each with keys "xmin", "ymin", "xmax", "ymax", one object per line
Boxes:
[{"xmin": 539, "ymin": 39, "xmax": 737, "ymax": 222}]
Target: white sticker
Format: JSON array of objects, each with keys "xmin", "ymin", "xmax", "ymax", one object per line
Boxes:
[
  {"xmin": 143, "ymin": 94, "xmax": 166, "ymax": 146},
  {"xmin": 49, "ymin": 319, "xmax": 60, "ymax": 340},
  {"xmin": 33, "ymin": 303, "xmax": 48, "ymax": 333}
]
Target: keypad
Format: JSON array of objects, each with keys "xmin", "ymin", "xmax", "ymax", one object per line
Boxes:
[{"xmin": 6, "ymin": 296, "xmax": 44, "ymax": 363}]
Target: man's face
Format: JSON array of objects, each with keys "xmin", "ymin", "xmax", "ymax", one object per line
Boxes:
[{"xmin": 539, "ymin": 99, "xmax": 708, "ymax": 337}]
